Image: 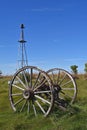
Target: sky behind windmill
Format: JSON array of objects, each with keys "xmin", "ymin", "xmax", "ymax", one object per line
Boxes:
[{"xmin": 0, "ymin": 0, "xmax": 87, "ymax": 75}]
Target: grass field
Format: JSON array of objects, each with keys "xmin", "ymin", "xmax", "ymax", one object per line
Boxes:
[{"xmin": 0, "ymin": 75, "xmax": 87, "ymax": 130}]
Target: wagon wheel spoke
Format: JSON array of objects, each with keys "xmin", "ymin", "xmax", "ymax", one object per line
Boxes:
[
  {"xmin": 16, "ymin": 76, "xmax": 27, "ymax": 89},
  {"xmin": 62, "ymin": 87, "xmax": 74, "ymax": 90},
  {"xmin": 60, "ymin": 80, "xmax": 72, "ymax": 87},
  {"xmin": 56, "ymin": 69, "xmax": 60, "ymax": 84},
  {"xmin": 32, "ymin": 103, "xmax": 37, "ymax": 116},
  {"xmin": 14, "ymin": 97, "xmax": 24, "ymax": 106},
  {"xmin": 22, "ymin": 70, "xmax": 29, "ymax": 87},
  {"xmin": 35, "ymin": 95, "xmax": 51, "ymax": 105},
  {"xmin": 12, "ymin": 84, "xmax": 24, "ymax": 91},
  {"xmin": 33, "ymin": 72, "xmax": 41, "ymax": 89},
  {"xmin": 27, "ymin": 100, "xmax": 30, "ymax": 113},
  {"xmin": 20, "ymin": 100, "xmax": 27, "ymax": 112},
  {"xmin": 11, "ymin": 93, "xmax": 23, "ymax": 96},
  {"xmin": 51, "ymin": 71, "xmax": 56, "ymax": 84},
  {"xmin": 30, "ymin": 68, "xmax": 33, "ymax": 88},
  {"xmin": 34, "ymin": 90, "xmax": 52, "ymax": 94},
  {"xmin": 60, "ymin": 90, "xmax": 73, "ymax": 99},
  {"xmin": 34, "ymin": 78, "xmax": 47, "ymax": 91},
  {"xmin": 58, "ymin": 73, "xmax": 67, "ymax": 85},
  {"xmin": 35, "ymin": 100, "xmax": 46, "ymax": 114}
]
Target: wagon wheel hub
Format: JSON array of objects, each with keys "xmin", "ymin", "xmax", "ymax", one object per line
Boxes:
[
  {"xmin": 54, "ymin": 84, "xmax": 61, "ymax": 92},
  {"xmin": 23, "ymin": 89, "xmax": 34, "ymax": 100}
]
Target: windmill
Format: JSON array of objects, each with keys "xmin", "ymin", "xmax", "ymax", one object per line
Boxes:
[{"xmin": 18, "ymin": 24, "xmax": 28, "ymax": 68}]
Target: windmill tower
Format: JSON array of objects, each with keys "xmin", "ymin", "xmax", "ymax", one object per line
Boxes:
[{"xmin": 18, "ymin": 24, "xmax": 28, "ymax": 68}]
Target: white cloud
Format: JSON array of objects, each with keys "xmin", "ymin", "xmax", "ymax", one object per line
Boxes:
[{"xmin": 31, "ymin": 8, "xmax": 64, "ymax": 12}]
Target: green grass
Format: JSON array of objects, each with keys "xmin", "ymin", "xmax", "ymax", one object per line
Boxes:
[{"xmin": 0, "ymin": 75, "xmax": 87, "ymax": 130}]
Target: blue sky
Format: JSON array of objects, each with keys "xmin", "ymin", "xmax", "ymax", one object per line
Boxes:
[{"xmin": 0, "ymin": 0, "xmax": 87, "ymax": 75}]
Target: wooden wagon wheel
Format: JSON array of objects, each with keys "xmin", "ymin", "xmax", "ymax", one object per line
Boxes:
[
  {"xmin": 9, "ymin": 66, "xmax": 54, "ymax": 117},
  {"xmin": 47, "ymin": 68, "xmax": 77, "ymax": 108}
]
